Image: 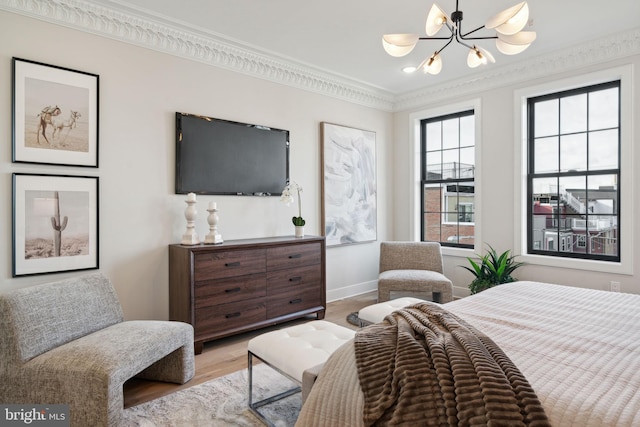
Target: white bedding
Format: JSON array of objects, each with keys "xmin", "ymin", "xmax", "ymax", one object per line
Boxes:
[
  {"xmin": 445, "ymin": 281, "xmax": 640, "ymax": 426},
  {"xmin": 297, "ymin": 281, "xmax": 640, "ymax": 426}
]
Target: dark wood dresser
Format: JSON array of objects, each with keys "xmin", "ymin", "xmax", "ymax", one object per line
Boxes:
[{"xmin": 169, "ymin": 235, "xmax": 326, "ymax": 353}]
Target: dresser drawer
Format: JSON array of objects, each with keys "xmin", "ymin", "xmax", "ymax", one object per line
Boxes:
[
  {"xmin": 267, "ymin": 283, "xmax": 321, "ymax": 318},
  {"xmin": 194, "ymin": 249, "xmax": 266, "ymax": 281},
  {"xmin": 266, "ymin": 242, "xmax": 321, "ymax": 271},
  {"xmin": 195, "ymin": 274, "xmax": 266, "ymax": 308},
  {"xmin": 195, "ymin": 299, "xmax": 266, "ymax": 338},
  {"xmin": 170, "ymin": 237, "xmax": 325, "ymax": 353},
  {"xmin": 266, "ymin": 264, "xmax": 321, "ymax": 295}
]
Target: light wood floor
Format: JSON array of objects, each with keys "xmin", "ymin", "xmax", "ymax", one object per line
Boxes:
[{"xmin": 123, "ymin": 291, "xmax": 377, "ymax": 408}]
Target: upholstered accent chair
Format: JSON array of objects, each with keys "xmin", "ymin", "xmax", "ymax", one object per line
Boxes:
[
  {"xmin": 0, "ymin": 273, "xmax": 195, "ymax": 427},
  {"xmin": 378, "ymin": 241, "xmax": 453, "ymax": 303}
]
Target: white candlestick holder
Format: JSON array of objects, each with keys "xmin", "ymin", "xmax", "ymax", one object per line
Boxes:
[
  {"xmin": 205, "ymin": 206, "xmax": 224, "ymax": 244},
  {"xmin": 181, "ymin": 194, "xmax": 200, "ymax": 245}
]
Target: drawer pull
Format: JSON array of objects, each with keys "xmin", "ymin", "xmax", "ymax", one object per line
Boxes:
[
  {"xmin": 289, "ymin": 276, "xmax": 302, "ymax": 282},
  {"xmin": 225, "ymin": 262, "xmax": 241, "ymax": 267},
  {"xmin": 289, "ymin": 298, "xmax": 303, "ymax": 305},
  {"xmin": 225, "ymin": 287, "xmax": 241, "ymax": 294},
  {"xmin": 288, "ymin": 254, "xmax": 302, "ymax": 259},
  {"xmin": 225, "ymin": 312, "xmax": 241, "ymax": 319}
]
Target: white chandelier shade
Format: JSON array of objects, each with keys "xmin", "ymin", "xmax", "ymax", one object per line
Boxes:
[
  {"xmin": 382, "ymin": 34, "xmax": 419, "ymax": 57},
  {"xmin": 382, "ymin": 1, "xmax": 535, "ymax": 75},
  {"xmin": 496, "ymin": 31, "xmax": 537, "ymax": 55},
  {"xmin": 425, "ymin": 4, "xmax": 449, "ymax": 36},
  {"xmin": 485, "ymin": 2, "xmax": 530, "ymax": 35},
  {"xmin": 467, "ymin": 46, "xmax": 495, "ymax": 68},
  {"xmin": 417, "ymin": 52, "xmax": 443, "ymax": 75}
]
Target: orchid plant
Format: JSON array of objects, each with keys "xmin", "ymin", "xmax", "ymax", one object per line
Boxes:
[{"xmin": 281, "ymin": 181, "xmax": 305, "ymax": 226}]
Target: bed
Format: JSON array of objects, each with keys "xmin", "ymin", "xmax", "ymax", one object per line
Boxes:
[{"xmin": 296, "ymin": 281, "xmax": 640, "ymax": 426}]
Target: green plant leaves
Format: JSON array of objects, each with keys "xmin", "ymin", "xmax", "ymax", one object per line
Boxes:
[{"xmin": 462, "ymin": 244, "xmax": 525, "ymax": 294}]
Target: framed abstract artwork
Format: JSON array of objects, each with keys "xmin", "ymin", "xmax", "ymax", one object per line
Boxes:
[
  {"xmin": 321, "ymin": 122, "xmax": 377, "ymax": 247},
  {"xmin": 12, "ymin": 173, "xmax": 99, "ymax": 277},
  {"xmin": 12, "ymin": 57, "xmax": 99, "ymax": 167}
]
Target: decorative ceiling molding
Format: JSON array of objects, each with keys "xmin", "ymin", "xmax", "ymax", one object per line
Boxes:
[
  {"xmin": 0, "ymin": 0, "xmax": 396, "ymax": 111},
  {"xmin": 394, "ymin": 28, "xmax": 640, "ymax": 112},
  {"xmin": 1, "ymin": 1, "xmax": 638, "ymax": 113}
]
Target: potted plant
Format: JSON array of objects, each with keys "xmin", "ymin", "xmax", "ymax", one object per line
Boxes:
[
  {"xmin": 461, "ymin": 245, "xmax": 525, "ymax": 294},
  {"xmin": 281, "ymin": 181, "xmax": 305, "ymax": 236}
]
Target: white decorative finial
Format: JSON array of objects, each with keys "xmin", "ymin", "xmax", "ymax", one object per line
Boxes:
[
  {"xmin": 181, "ymin": 193, "xmax": 200, "ymax": 245},
  {"xmin": 205, "ymin": 202, "xmax": 224, "ymax": 244}
]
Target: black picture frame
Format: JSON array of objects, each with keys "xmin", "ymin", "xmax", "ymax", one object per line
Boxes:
[
  {"xmin": 12, "ymin": 173, "xmax": 99, "ymax": 277},
  {"xmin": 12, "ymin": 57, "xmax": 99, "ymax": 167}
]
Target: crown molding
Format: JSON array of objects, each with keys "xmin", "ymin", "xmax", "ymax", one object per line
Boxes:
[
  {"xmin": 2, "ymin": 1, "xmax": 638, "ymax": 113},
  {"xmin": 393, "ymin": 28, "xmax": 640, "ymax": 112},
  {"xmin": 0, "ymin": 0, "xmax": 396, "ymax": 111}
]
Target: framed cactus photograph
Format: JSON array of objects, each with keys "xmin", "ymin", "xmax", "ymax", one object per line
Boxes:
[{"xmin": 12, "ymin": 173, "xmax": 99, "ymax": 277}]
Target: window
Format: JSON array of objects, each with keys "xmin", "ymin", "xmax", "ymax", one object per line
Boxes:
[
  {"xmin": 421, "ymin": 110, "xmax": 475, "ymax": 248},
  {"xmin": 527, "ymin": 81, "xmax": 620, "ymax": 262}
]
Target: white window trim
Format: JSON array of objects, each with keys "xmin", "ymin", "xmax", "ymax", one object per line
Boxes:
[
  {"xmin": 513, "ymin": 65, "xmax": 633, "ymax": 275},
  {"xmin": 409, "ymin": 98, "xmax": 482, "ymax": 258}
]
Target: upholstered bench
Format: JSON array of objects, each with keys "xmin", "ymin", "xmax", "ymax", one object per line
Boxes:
[
  {"xmin": 247, "ymin": 320, "xmax": 355, "ymax": 425},
  {"xmin": 358, "ymin": 296, "xmax": 426, "ymax": 326}
]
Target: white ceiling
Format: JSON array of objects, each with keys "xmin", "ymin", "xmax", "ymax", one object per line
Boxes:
[{"xmin": 83, "ymin": 1, "xmax": 640, "ymax": 94}]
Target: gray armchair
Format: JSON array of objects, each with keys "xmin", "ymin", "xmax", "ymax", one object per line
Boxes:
[
  {"xmin": 0, "ymin": 273, "xmax": 194, "ymax": 427},
  {"xmin": 378, "ymin": 241, "xmax": 453, "ymax": 303}
]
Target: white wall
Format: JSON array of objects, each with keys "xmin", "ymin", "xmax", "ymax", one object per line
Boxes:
[
  {"xmin": 0, "ymin": 10, "xmax": 391, "ymax": 319},
  {"xmin": 393, "ymin": 53, "xmax": 640, "ymax": 297},
  {"xmin": 3, "ymin": 9, "xmax": 638, "ymax": 318}
]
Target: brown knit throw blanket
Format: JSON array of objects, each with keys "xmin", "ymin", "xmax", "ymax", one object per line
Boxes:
[{"xmin": 354, "ymin": 302, "xmax": 550, "ymax": 426}]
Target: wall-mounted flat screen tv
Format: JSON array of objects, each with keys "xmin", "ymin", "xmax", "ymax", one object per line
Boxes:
[{"xmin": 175, "ymin": 112, "xmax": 289, "ymax": 196}]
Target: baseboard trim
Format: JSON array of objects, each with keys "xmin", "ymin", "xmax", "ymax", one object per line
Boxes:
[
  {"xmin": 453, "ymin": 285, "xmax": 471, "ymax": 299},
  {"xmin": 328, "ymin": 282, "xmax": 471, "ymax": 302},
  {"xmin": 327, "ymin": 280, "xmax": 377, "ymax": 303}
]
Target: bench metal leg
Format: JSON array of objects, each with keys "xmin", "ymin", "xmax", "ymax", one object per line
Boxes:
[{"xmin": 248, "ymin": 351, "xmax": 301, "ymax": 426}]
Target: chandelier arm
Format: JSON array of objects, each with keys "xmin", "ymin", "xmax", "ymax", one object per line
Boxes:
[
  {"xmin": 418, "ymin": 36, "xmax": 456, "ymax": 41},
  {"xmin": 444, "ymin": 21, "xmax": 455, "ymax": 34},
  {"xmin": 435, "ymin": 37, "xmax": 455, "ymax": 55},
  {"xmin": 455, "ymin": 31, "xmax": 475, "ymax": 50},
  {"xmin": 460, "ymin": 25, "xmax": 490, "ymax": 39},
  {"xmin": 461, "ymin": 35, "xmax": 499, "ymax": 40}
]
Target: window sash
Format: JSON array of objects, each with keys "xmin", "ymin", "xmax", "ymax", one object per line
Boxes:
[
  {"xmin": 526, "ymin": 80, "xmax": 620, "ymax": 262},
  {"xmin": 421, "ymin": 110, "xmax": 475, "ymax": 248}
]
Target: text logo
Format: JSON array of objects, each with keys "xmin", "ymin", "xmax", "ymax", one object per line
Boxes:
[{"xmin": 0, "ymin": 405, "xmax": 69, "ymax": 427}]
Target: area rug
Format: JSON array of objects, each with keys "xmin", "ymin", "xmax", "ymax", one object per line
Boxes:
[{"xmin": 122, "ymin": 363, "xmax": 300, "ymax": 426}]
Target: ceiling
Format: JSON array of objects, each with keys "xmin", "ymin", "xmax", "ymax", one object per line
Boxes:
[{"xmin": 84, "ymin": 1, "xmax": 640, "ymax": 94}]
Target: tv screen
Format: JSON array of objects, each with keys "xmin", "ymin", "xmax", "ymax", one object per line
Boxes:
[{"xmin": 175, "ymin": 112, "xmax": 289, "ymax": 196}]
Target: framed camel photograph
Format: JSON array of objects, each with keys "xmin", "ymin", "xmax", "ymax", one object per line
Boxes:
[
  {"xmin": 12, "ymin": 57, "xmax": 99, "ymax": 167},
  {"xmin": 12, "ymin": 173, "xmax": 99, "ymax": 277}
]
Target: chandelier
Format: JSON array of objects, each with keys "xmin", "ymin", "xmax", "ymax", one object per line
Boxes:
[{"xmin": 382, "ymin": 1, "xmax": 536, "ymax": 75}]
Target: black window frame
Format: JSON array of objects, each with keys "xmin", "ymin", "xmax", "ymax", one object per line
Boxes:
[
  {"xmin": 526, "ymin": 80, "xmax": 621, "ymax": 262},
  {"xmin": 420, "ymin": 109, "xmax": 475, "ymax": 249}
]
